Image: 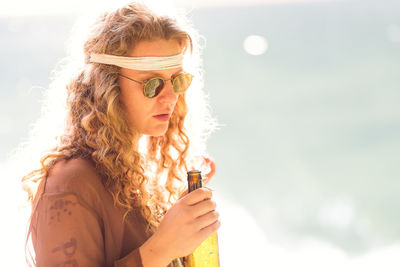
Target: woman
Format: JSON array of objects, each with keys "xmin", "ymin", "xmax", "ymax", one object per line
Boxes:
[{"xmin": 22, "ymin": 2, "xmax": 220, "ymax": 266}]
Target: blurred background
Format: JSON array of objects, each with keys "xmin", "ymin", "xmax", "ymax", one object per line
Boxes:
[{"xmin": 1, "ymin": 0, "xmax": 399, "ymax": 265}]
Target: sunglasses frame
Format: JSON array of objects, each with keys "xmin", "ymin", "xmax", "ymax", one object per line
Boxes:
[{"xmin": 119, "ymin": 72, "xmax": 193, "ymax": 98}]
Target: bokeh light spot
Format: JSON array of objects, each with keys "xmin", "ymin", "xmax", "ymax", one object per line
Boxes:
[{"xmin": 243, "ymin": 35, "xmax": 268, "ymax": 55}]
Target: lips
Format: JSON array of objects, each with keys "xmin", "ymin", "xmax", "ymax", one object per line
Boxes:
[{"xmin": 153, "ymin": 113, "xmax": 170, "ymax": 122}]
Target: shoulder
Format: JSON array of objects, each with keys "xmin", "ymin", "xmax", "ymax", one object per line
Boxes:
[{"xmin": 45, "ymin": 158, "xmax": 106, "ymax": 198}]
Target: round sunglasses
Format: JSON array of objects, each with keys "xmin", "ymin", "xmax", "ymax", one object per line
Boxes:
[{"xmin": 119, "ymin": 72, "xmax": 193, "ymax": 98}]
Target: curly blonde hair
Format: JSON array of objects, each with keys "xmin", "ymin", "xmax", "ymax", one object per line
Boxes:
[{"xmin": 21, "ymin": 2, "xmax": 216, "ymax": 257}]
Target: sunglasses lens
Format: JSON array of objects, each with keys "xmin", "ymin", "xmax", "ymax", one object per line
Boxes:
[
  {"xmin": 173, "ymin": 73, "xmax": 193, "ymax": 94},
  {"xmin": 143, "ymin": 73, "xmax": 193, "ymax": 98},
  {"xmin": 144, "ymin": 78, "xmax": 164, "ymax": 98}
]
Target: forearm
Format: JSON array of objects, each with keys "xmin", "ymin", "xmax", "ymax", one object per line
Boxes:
[{"xmin": 139, "ymin": 235, "xmax": 172, "ymax": 267}]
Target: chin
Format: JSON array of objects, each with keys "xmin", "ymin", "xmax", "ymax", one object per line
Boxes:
[{"xmin": 144, "ymin": 126, "xmax": 169, "ymax": 137}]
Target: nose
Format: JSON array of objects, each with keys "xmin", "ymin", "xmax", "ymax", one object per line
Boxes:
[{"xmin": 158, "ymin": 79, "xmax": 178, "ymax": 104}]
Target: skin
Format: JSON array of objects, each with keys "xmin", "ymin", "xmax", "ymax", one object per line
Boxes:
[{"xmin": 120, "ymin": 39, "xmax": 220, "ymax": 266}]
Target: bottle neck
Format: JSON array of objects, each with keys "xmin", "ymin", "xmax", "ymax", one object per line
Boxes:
[{"xmin": 187, "ymin": 171, "xmax": 203, "ymax": 193}]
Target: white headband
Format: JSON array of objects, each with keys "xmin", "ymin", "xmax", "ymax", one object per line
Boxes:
[{"xmin": 88, "ymin": 53, "xmax": 184, "ymax": 70}]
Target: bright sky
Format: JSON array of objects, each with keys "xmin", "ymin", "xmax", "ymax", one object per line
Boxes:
[{"xmin": 0, "ymin": 0, "xmax": 340, "ymax": 17}]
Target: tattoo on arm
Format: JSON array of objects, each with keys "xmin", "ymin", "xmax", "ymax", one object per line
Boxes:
[
  {"xmin": 52, "ymin": 237, "xmax": 78, "ymax": 267},
  {"xmin": 48, "ymin": 199, "xmax": 77, "ymax": 224}
]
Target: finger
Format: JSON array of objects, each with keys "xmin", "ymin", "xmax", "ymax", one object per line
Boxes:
[
  {"xmin": 181, "ymin": 188, "xmax": 212, "ymax": 206},
  {"xmin": 189, "ymin": 199, "xmax": 216, "ymax": 218},
  {"xmin": 198, "ymin": 220, "xmax": 221, "ymax": 241},
  {"xmin": 203, "ymin": 186, "xmax": 214, "ymax": 192},
  {"xmin": 193, "ymin": 210, "xmax": 219, "ymax": 231},
  {"xmin": 178, "ymin": 189, "xmax": 188, "ymax": 200}
]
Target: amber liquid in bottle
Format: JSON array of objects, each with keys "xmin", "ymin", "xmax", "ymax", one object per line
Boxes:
[{"xmin": 182, "ymin": 170, "xmax": 220, "ymax": 267}]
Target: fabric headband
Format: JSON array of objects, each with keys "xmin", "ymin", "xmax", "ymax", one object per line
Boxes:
[{"xmin": 88, "ymin": 53, "xmax": 184, "ymax": 70}]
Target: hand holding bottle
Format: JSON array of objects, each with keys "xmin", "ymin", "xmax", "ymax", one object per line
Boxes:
[{"xmin": 140, "ymin": 188, "xmax": 220, "ymax": 266}]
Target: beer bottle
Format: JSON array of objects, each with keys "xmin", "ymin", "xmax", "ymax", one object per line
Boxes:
[{"xmin": 182, "ymin": 170, "xmax": 220, "ymax": 267}]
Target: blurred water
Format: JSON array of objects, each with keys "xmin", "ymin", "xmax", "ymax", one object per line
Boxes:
[
  {"xmin": 190, "ymin": 1, "xmax": 400, "ymax": 254},
  {"xmin": 1, "ymin": 0, "xmax": 400, "ymax": 264}
]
